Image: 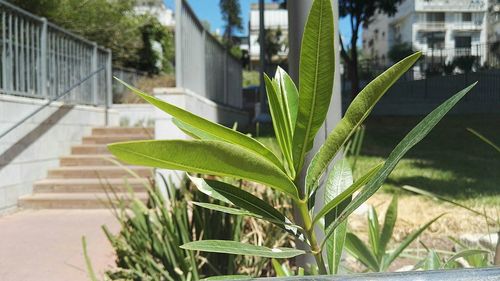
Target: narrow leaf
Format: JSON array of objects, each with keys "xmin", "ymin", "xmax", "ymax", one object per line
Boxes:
[
  {"xmin": 201, "ymin": 275, "xmax": 252, "ymax": 281},
  {"xmin": 422, "ymin": 250, "xmax": 442, "ymax": 270},
  {"xmin": 114, "ymin": 78, "xmax": 284, "ymax": 170},
  {"xmin": 271, "ymin": 259, "xmax": 289, "ymax": 277},
  {"xmin": 367, "ymin": 206, "xmax": 381, "ymax": 261},
  {"xmin": 312, "ymin": 162, "xmax": 383, "ymax": 225},
  {"xmin": 443, "ymin": 249, "xmax": 489, "ymax": 269},
  {"xmin": 293, "ymin": 0, "xmax": 335, "ymax": 172},
  {"xmin": 324, "ymin": 159, "xmax": 353, "ymax": 274},
  {"xmin": 108, "ymin": 140, "xmax": 299, "ymax": 199},
  {"xmin": 379, "ymin": 195, "xmax": 398, "ymax": 255},
  {"xmin": 180, "ymin": 240, "xmax": 305, "ymax": 258},
  {"xmin": 189, "ymin": 177, "xmax": 303, "ymax": 238},
  {"xmin": 323, "ymin": 83, "xmax": 476, "ymax": 244},
  {"xmin": 467, "ymin": 128, "xmax": 500, "ymax": 153},
  {"xmin": 265, "ymin": 74, "xmax": 294, "ymax": 177},
  {"xmin": 345, "ymin": 233, "xmax": 379, "ymax": 272},
  {"xmin": 306, "ymin": 52, "xmax": 422, "ymax": 196},
  {"xmin": 382, "ymin": 214, "xmax": 444, "ymax": 270},
  {"xmin": 275, "ymin": 67, "xmax": 299, "ymax": 129}
]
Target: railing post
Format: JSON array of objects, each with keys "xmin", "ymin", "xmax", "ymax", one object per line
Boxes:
[
  {"xmin": 105, "ymin": 48, "xmax": 112, "ymax": 125},
  {"xmin": 175, "ymin": 0, "xmax": 182, "ymax": 89},
  {"xmin": 40, "ymin": 17, "xmax": 48, "ymax": 98},
  {"xmin": 224, "ymin": 48, "xmax": 228, "ymax": 105},
  {"xmin": 201, "ymin": 29, "xmax": 207, "ymax": 98},
  {"xmin": 91, "ymin": 42, "xmax": 98, "ymax": 105}
]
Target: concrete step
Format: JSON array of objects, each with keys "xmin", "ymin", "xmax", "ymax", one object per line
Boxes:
[
  {"xmin": 92, "ymin": 127, "xmax": 154, "ymax": 136},
  {"xmin": 60, "ymin": 155, "xmax": 117, "ymax": 166},
  {"xmin": 33, "ymin": 178, "xmax": 150, "ymax": 193},
  {"xmin": 71, "ymin": 145, "xmax": 110, "ymax": 155},
  {"xmin": 82, "ymin": 134, "xmax": 151, "ymax": 145},
  {"xmin": 18, "ymin": 192, "xmax": 149, "ymax": 209},
  {"xmin": 47, "ymin": 166, "xmax": 153, "ymax": 179}
]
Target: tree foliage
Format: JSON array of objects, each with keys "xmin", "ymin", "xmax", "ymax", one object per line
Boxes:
[
  {"xmin": 339, "ymin": 0, "xmax": 403, "ymax": 97},
  {"xmin": 220, "ymin": 0, "xmax": 243, "ymax": 47},
  {"xmin": 7, "ymin": 0, "xmax": 173, "ymax": 73}
]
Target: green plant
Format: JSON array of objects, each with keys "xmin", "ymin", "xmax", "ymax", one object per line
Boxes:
[
  {"xmin": 415, "ymin": 240, "xmax": 490, "ymax": 270},
  {"xmin": 344, "ymin": 195, "xmax": 442, "ymax": 272},
  {"xmin": 108, "ymin": 0, "xmax": 475, "ymax": 276}
]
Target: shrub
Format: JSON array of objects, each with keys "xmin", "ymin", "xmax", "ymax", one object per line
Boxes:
[{"xmin": 108, "ymin": 0, "xmax": 475, "ymax": 276}]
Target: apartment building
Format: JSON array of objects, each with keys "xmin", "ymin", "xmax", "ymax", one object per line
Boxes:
[
  {"xmin": 134, "ymin": 0, "xmax": 175, "ymax": 28},
  {"xmin": 248, "ymin": 3, "xmax": 288, "ymax": 69},
  {"xmin": 363, "ymin": 0, "xmax": 489, "ymax": 65}
]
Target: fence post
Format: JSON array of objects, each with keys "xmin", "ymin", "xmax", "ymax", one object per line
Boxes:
[
  {"xmin": 40, "ymin": 17, "xmax": 48, "ymax": 98},
  {"xmin": 224, "ymin": 49, "xmax": 228, "ymax": 105},
  {"xmin": 91, "ymin": 42, "xmax": 98, "ymax": 105},
  {"xmin": 105, "ymin": 49, "xmax": 112, "ymax": 125},
  {"xmin": 175, "ymin": 0, "xmax": 182, "ymax": 89}
]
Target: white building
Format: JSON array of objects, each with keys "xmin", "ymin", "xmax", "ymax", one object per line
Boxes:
[
  {"xmin": 134, "ymin": 0, "xmax": 175, "ymax": 28},
  {"xmin": 363, "ymin": 0, "xmax": 489, "ymax": 65},
  {"xmin": 248, "ymin": 3, "xmax": 288, "ymax": 68}
]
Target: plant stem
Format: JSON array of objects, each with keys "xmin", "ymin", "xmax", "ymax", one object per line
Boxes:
[{"xmin": 297, "ymin": 200, "xmax": 327, "ymax": 274}]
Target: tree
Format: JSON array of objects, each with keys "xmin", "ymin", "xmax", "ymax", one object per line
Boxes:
[
  {"xmin": 219, "ymin": 0, "xmax": 243, "ymax": 47},
  {"xmin": 339, "ymin": 0, "xmax": 403, "ymax": 98}
]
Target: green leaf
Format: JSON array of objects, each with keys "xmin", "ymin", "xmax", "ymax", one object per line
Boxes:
[
  {"xmin": 201, "ymin": 275, "xmax": 252, "ymax": 281},
  {"xmin": 189, "ymin": 177, "xmax": 303, "ymax": 238},
  {"xmin": 275, "ymin": 67, "xmax": 299, "ymax": 130},
  {"xmin": 293, "ymin": 0, "xmax": 335, "ymax": 172},
  {"xmin": 306, "ymin": 52, "xmax": 422, "ymax": 196},
  {"xmin": 345, "ymin": 233, "xmax": 379, "ymax": 272},
  {"xmin": 367, "ymin": 206, "xmax": 381, "ymax": 261},
  {"xmin": 114, "ymin": 77, "xmax": 284, "ymax": 170},
  {"xmin": 382, "ymin": 214, "xmax": 444, "ymax": 271},
  {"xmin": 108, "ymin": 140, "xmax": 299, "ymax": 199},
  {"xmin": 443, "ymin": 249, "xmax": 489, "ymax": 269},
  {"xmin": 323, "ymin": 83, "xmax": 476, "ymax": 244},
  {"xmin": 312, "ymin": 162, "xmax": 383, "ymax": 225},
  {"xmin": 271, "ymin": 259, "xmax": 289, "ymax": 277},
  {"xmin": 192, "ymin": 202, "xmax": 253, "ymax": 216},
  {"xmin": 467, "ymin": 128, "xmax": 500, "ymax": 153},
  {"xmin": 265, "ymin": 74, "xmax": 294, "ymax": 177},
  {"xmin": 180, "ymin": 240, "xmax": 305, "ymax": 258},
  {"xmin": 379, "ymin": 195, "xmax": 398, "ymax": 255},
  {"xmin": 422, "ymin": 250, "xmax": 442, "ymax": 270},
  {"xmin": 324, "ymin": 159, "xmax": 353, "ymax": 274}
]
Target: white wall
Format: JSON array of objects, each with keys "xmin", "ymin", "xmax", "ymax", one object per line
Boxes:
[
  {"xmin": 0, "ymin": 95, "xmax": 118, "ymax": 212},
  {"xmin": 111, "ymin": 104, "xmax": 156, "ymax": 128}
]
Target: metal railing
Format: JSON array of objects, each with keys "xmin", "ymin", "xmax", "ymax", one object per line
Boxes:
[
  {"xmin": 0, "ymin": 0, "xmax": 112, "ymax": 106},
  {"xmin": 175, "ymin": 0, "xmax": 243, "ymax": 109},
  {"xmin": 112, "ymin": 66, "xmax": 147, "ymax": 102}
]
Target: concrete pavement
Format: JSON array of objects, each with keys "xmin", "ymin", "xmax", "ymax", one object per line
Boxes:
[{"xmin": 0, "ymin": 209, "xmax": 119, "ymax": 281}]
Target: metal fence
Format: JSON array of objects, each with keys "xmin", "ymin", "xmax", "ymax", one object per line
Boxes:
[
  {"xmin": 175, "ymin": 0, "xmax": 243, "ymax": 109},
  {"xmin": 0, "ymin": 0, "xmax": 111, "ymax": 106}
]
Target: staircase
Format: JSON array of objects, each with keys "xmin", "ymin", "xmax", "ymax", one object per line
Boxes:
[{"xmin": 18, "ymin": 127, "xmax": 154, "ymax": 209}]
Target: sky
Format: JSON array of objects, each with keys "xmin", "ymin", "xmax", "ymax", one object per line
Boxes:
[{"xmin": 164, "ymin": 0, "xmax": 360, "ymax": 47}]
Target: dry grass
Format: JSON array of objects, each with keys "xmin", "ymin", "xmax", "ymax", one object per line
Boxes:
[
  {"xmin": 118, "ymin": 74, "xmax": 175, "ymax": 103},
  {"xmin": 349, "ymin": 193, "xmax": 498, "ymax": 251}
]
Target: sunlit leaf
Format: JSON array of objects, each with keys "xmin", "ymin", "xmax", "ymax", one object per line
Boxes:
[
  {"xmin": 180, "ymin": 240, "xmax": 305, "ymax": 258},
  {"xmin": 108, "ymin": 140, "xmax": 299, "ymax": 199},
  {"xmin": 293, "ymin": 0, "xmax": 335, "ymax": 172}
]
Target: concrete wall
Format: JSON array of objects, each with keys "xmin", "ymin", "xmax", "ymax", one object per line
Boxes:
[
  {"xmin": 0, "ymin": 95, "xmax": 118, "ymax": 212},
  {"xmin": 111, "ymin": 103, "xmax": 156, "ymax": 128}
]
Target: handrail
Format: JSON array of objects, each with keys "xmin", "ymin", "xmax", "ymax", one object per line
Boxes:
[{"xmin": 0, "ymin": 66, "xmax": 105, "ymax": 140}]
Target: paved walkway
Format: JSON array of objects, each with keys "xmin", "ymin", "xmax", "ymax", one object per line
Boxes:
[{"xmin": 0, "ymin": 209, "xmax": 119, "ymax": 281}]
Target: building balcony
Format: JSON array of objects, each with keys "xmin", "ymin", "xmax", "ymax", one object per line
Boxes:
[
  {"xmin": 414, "ymin": 21, "xmax": 483, "ymax": 31},
  {"xmin": 415, "ymin": 0, "xmax": 487, "ymax": 12}
]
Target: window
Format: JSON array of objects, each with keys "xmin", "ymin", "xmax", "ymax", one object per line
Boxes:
[
  {"xmin": 426, "ymin": 12, "xmax": 445, "ymax": 22},
  {"xmin": 426, "ymin": 32, "xmax": 445, "ymax": 49},
  {"xmin": 462, "ymin": 13, "xmax": 472, "ymax": 22},
  {"xmin": 455, "ymin": 36, "xmax": 472, "ymax": 49}
]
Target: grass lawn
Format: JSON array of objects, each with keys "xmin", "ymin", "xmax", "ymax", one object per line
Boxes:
[
  {"xmin": 257, "ymin": 114, "xmax": 499, "ymax": 206},
  {"xmin": 350, "ymin": 114, "xmax": 499, "ymax": 206}
]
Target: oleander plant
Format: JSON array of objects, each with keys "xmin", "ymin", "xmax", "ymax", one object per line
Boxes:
[{"xmin": 108, "ymin": 0, "xmax": 476, "ymax": 277}]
